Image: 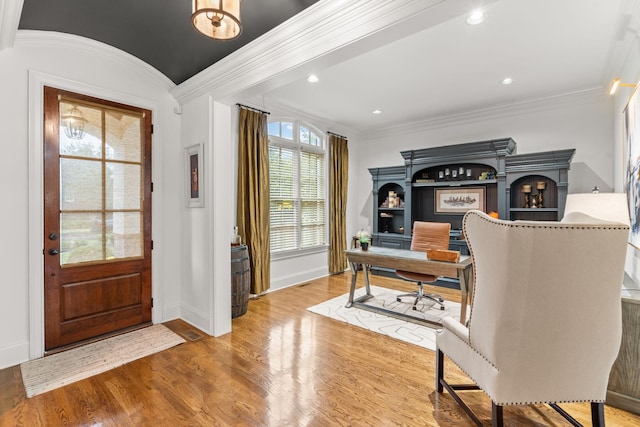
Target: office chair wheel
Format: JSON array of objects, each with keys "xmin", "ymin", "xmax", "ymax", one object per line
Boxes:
[
  {"xmin": 396, "ymin": 297, "xmax": 401, "ymax": 302},
  {"xmin": 440, "ymin": 306, "xmax": 445, "ymax": 310},
  {"xmin": 438, "ymin": 297, "xmax": 444, "ymax": 302},
  {"xmin": 412, "ymin": 306, "xmax": 417, "ymax": 310}
]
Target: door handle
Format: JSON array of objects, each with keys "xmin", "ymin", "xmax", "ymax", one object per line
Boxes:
[{"xmin": 48, "ymin": 248, "xmax": 59, "ymax": 256}]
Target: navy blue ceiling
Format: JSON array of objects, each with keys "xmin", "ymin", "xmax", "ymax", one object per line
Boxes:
[{"xmin": 19, "ymin": 0, "xmax": 320, "ymax": 84}]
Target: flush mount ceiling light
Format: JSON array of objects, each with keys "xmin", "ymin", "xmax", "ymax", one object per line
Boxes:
[
  {"xmin": 500, "ymin": 77, "xmax": 513, "ymax": 85},
  {"xmin": 61, "ymin": 105, "xmax": 87, "ymax": 140},
  {"xmin": 466, "ymin": 9, "xmax": 486, "ymax": 25},
  {"xmin": 192, "ymin": 0, "xmax": 242, "ymax": 40},
  {"xmin": 306, "ymin": 74, "xmax": 319, "ymax": 83},
  {"xmin": 372, "ymin": 109, "xmax": 383, "ymax": 115},
  {"xmin": 609, "ymin": 78, "xmax": 637, "ymax": 95}
]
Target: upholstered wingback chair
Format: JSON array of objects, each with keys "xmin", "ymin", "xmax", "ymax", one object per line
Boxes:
[{"xmin": 436, "ymin": 210, "xmax": 629, "ymax": 426}]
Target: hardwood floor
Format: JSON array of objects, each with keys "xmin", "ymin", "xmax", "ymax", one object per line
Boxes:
[{"xmin": 1, "ymin": 273, "xmax": 639, "ymax": 426}]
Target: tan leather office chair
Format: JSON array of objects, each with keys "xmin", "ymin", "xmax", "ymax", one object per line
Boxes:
[
  {"xmin": 436, "ymin": 210, "xmax": 629, "ymax": 426},
  {"xmin": 395, "ymin": 221, "xmax": 451, "ymax": 310}
]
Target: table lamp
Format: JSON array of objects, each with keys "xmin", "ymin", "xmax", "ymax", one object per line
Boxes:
[{"xmin": 563, "ymin": 193, "xmax": 630, "ymax": 226}]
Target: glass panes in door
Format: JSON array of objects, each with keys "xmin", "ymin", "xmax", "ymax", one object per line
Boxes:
[{"xmin": 59, "ymin": 100, "xmax": 144, "ymax": 266}]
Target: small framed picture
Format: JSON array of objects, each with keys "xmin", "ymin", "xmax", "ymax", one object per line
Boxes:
[
  {"xmin": 435, "ymin": 187, "xmax": 485, "ymax": 214},
  {"xmin": 184, "ymin": 143, "xmax": 204, "ymax": 208}
]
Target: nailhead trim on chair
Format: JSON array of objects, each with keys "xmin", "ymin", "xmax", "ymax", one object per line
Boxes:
[
  {"xmin": 441, "ymin": 340, "xmax": 605, "ymax": 406},
  {"xmin": 461, "ymin": 212, "xmax": 630, "ymax": 332}
]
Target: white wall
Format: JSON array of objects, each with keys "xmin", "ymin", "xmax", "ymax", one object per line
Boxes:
[
  {"xmin": 179, "ymin": 96, "xmax": 233, "ymax": 336},
  {"xmin": 0, "ymin": 32, "xmax": 182, "ymax": 368},
  {"xmin": 349, "ymin": 90, "xmax": 615, "ymax": 232}
]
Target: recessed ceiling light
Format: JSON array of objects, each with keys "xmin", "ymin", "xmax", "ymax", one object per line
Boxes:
[
  {"xmin": 500, "ymin": 77, "xmax": 513, "ymax": 85},
  {"xmin": 372, "ymin": 109, "xmax": 383, "ymax": 115},
  {"xmin": 306, "ymin": 74, "xmax": 319, "ymax": 83},
  {"xmin": 466, "ymin": 10, "xmax": 486, "ymax": 25}
]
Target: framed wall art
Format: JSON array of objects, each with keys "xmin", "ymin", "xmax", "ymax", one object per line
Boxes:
[
  {"xmin": 434, "ymin": 187, "xmax": 485, "ymax": 214},
  {"xmin": 625, "ymin": 87, "xmax": 640, "ymax": 248},
  {"xmin": 184, "ymin": 143, "xmax": 204, "ymax": 208}
]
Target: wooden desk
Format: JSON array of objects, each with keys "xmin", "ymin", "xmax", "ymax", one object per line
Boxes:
[{"xmin": 344, "ymin": 246, "xmax": 474, "ymax": 324}]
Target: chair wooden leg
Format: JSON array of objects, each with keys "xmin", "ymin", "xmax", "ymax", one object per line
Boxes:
[
  {"xmin": 591, "ymin": 402, "xmax": 604, "ymax": 427},
  {"xmin": 491, "ymin": 402, "xmax": 503, "ymax": 427},
  {"xmin": 436, "ymin": 348, "xmax": 444, "ymax": 393}
]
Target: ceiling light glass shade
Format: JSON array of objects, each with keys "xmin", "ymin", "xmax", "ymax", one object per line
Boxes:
[
  {"xmin": 61, "ymin": 106, "xmax": 87, "ymax": 140},
  {"xmin": 192, "ymin": 0, "xmax": 242, "ymax": 40}
]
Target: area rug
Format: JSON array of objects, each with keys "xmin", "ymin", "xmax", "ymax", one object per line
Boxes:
[
  {"xmin": 307, "ymin": 286, "xmax": 469, "ymax": 351},
  {"xmin": 20, "ymin": 324, "xmax": 186, "ymax": 398}
]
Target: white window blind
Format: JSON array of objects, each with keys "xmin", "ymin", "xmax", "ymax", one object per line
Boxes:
[{"xmin": 268, "ymin": 121, "xmax": 326, "ymax": 253}]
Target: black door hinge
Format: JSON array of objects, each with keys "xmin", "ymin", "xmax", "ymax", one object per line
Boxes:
[
  {"xmin": 150, "ymin": 124, "xmax": 154, "ymax": 134},
  {"xmin": 151, "ymin": 298, "xmax": 154, "ymax": 308},
  {"xmin": 151, "ymin": 182, "xmax": 154, "ymax": 192},
  {"xmin": 151, "ymin": 240, "xmax": 154, "ymax": 250}
]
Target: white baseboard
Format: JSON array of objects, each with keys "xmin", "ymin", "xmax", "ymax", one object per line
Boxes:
[
  {"xmin": 180, "ymin": 303, "xmax": 211, "ymax": 335},
  {"xmin": 0, "ymin": 340, "xmax": 30, "ymax": 370},
  {"xmin": 160, "ymin": 303, "xmax": 181, "ymax": 323},
  {"xmin": 270, "ymin": 267, "xmax": 328, "ymax": 291}
]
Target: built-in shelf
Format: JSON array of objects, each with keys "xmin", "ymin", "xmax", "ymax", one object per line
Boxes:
[
  {"xmin": 368, "ymin": 140, "xmax": 575, "ymax": 276},
  {"xmin": 412, "ymin": 179, "xmax": 498, "ymax": 187},
  {"xmin": 509, "ymin": 208, "xmax": 559, "ymax": 213}
]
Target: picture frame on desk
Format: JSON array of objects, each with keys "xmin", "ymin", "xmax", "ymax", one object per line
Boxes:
[
  {"xmin": 435, "ymin": 187, "xmax": 485, "ymax": 214},
  {"xmin": 184, "ymin": 143, "xmax": 204, "ymax": 208}
]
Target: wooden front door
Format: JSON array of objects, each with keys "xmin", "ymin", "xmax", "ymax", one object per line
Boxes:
[{"xmin": 43, "ymin": 86, "xmax": 153, "ymax": 351}]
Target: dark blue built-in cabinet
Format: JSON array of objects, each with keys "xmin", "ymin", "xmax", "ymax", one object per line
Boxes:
[{"xmin": 369, "ymin": 138, "xmax": 574, "ymax": 275}]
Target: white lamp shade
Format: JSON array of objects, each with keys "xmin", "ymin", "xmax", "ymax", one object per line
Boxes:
[{"xmin": 564, "ymin": 193, "xmax": 630, "ymax": 226}]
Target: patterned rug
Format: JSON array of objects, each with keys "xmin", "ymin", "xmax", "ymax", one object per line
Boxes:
[
  {"xmin": 307, "ymin": 286, "xmax": 468, "ymax": 351},
  {"xmin": 20, "ymin": 324, "xmax": 185, "ymax": 398}
]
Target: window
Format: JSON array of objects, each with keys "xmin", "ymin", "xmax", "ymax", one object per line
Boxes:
[{"xmin": 268, "ymin": 120, "xmax": 326, "ymax": 254}]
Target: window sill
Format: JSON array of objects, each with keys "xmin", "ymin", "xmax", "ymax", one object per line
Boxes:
[{"xmin": 271, "ymin": 245, "xmax": 328, "ymax": 261}]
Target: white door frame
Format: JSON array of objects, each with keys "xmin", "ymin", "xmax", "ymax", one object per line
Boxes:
[{"xmin": 27, "ymin": 70, "xmax": 160, "ymax": 359}]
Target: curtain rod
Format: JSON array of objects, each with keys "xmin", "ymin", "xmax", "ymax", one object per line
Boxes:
[
  {"xmin": 236, "ymin": 103, "xmax": 270, "ymax": 115},
  {"xmin": 327, "ymin": 131, "xmax": 347, "ymax": 139}
]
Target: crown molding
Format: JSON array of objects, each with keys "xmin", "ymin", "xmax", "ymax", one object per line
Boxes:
[
  {"xmin": 358, "ymin": 87, "xmax": 610, "ymax": 141},
  {"xmin": 0, "ymin": 0, "xmax": 24, "ymax": 50},
  {"xmin": 171, "ymin": 0, "xmax": 485, "ymax": 105},
  {"xmin": 14, "ymin": 30, "xmax": 175, "ymax": 90}
]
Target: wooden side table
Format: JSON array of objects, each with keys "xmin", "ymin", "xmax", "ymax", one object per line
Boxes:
[{"xmin": 606, "ymin": 275, "xmax": 640, "ymax": 415}]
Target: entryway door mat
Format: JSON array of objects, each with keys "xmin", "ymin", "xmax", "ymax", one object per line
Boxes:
[
  {"xmin": 307, "ymin": 286, "xmax": 468, "ymax": 351},
  {"xmin": 20, "ymin": 324, "xmax": 185, "ymax": 398}
]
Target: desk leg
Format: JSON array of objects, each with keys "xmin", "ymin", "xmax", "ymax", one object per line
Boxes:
[
  {"xmin": 458, "ymin": 267, "xmax": 473, "ymax": 325},
  {"xmin": 346, "ymin": 261, "xmax": 359, "ymax": 308},
  {"xmin": 363, "ymin": 263, "xmax": 372, "ymax": 296},
  {"xmin": 345, "ymin": 261, "xmax": 374, "ymax": 308}
]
